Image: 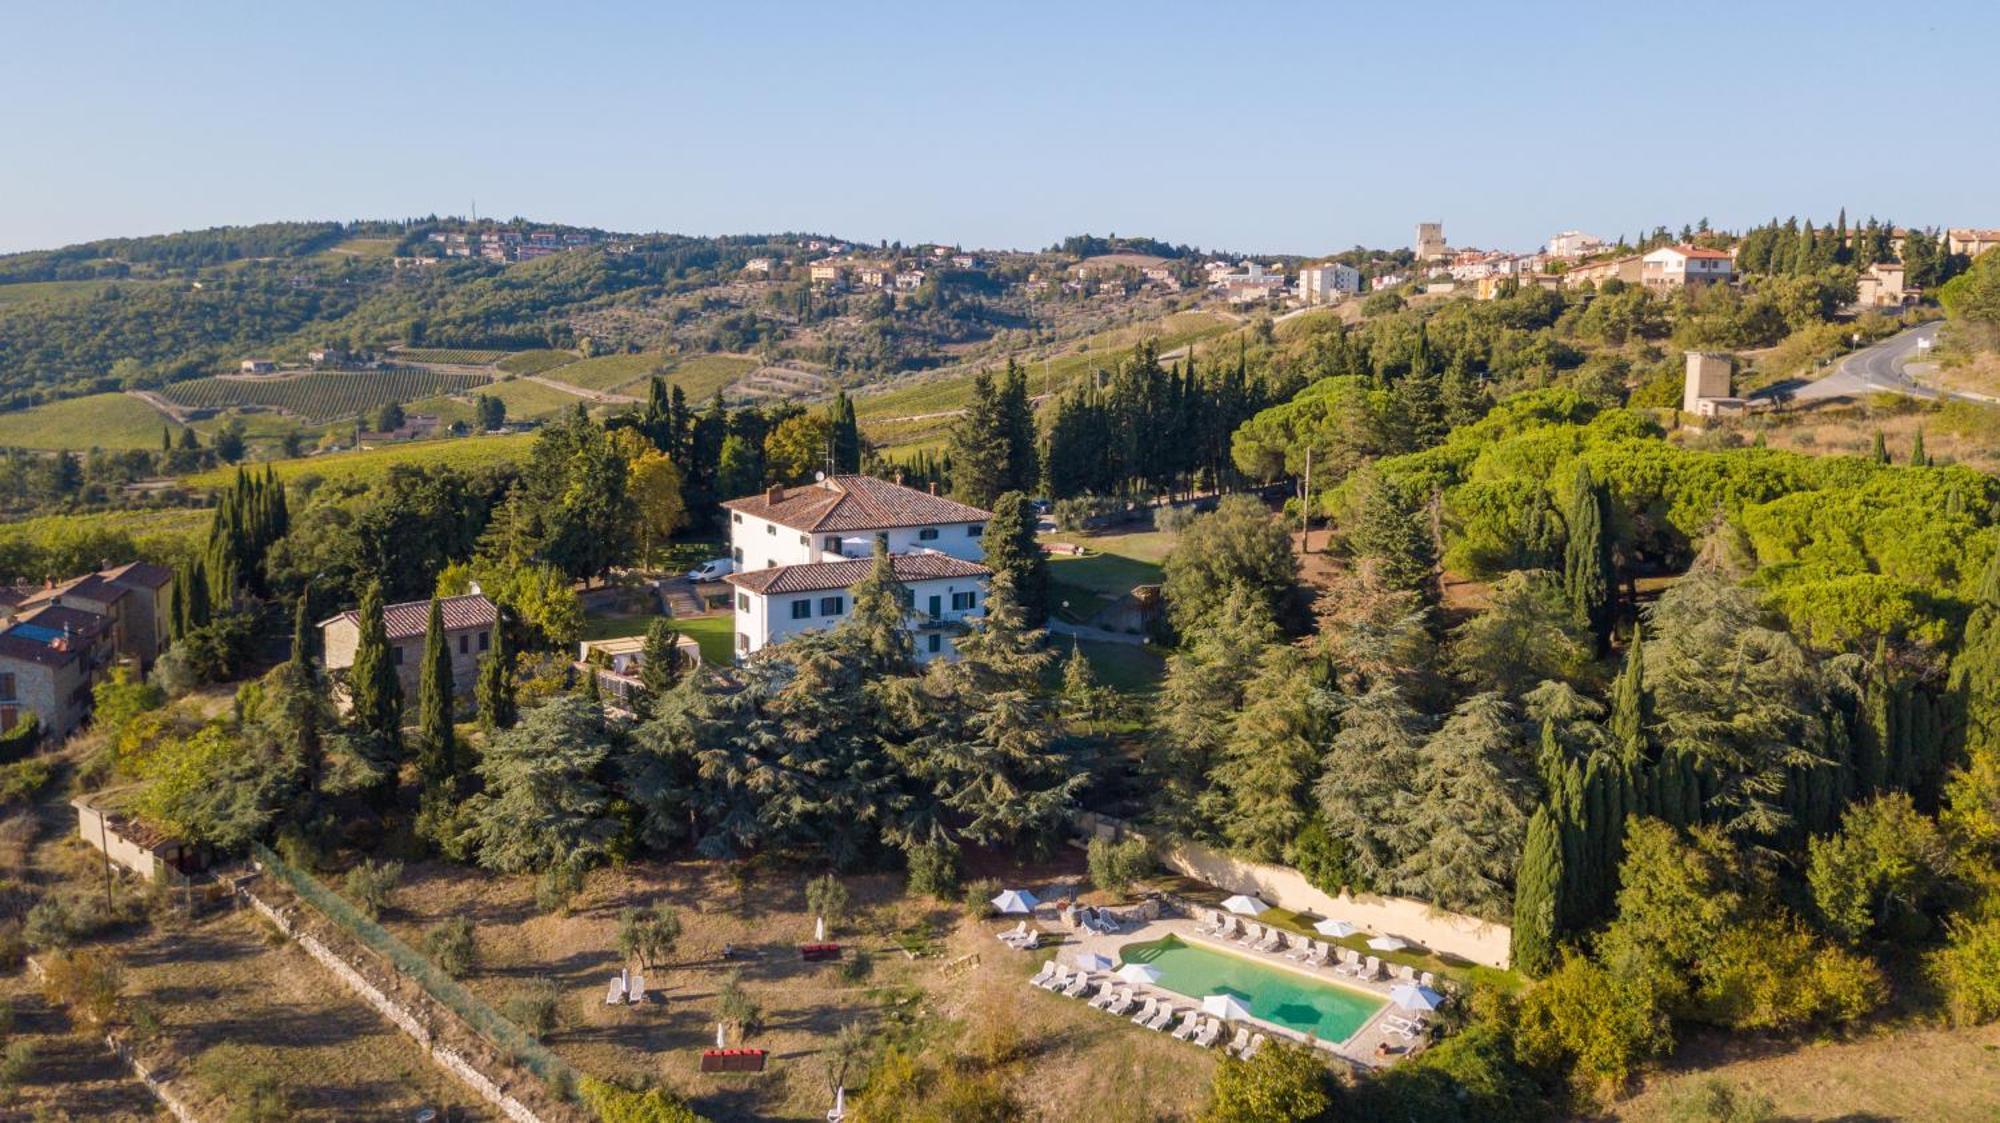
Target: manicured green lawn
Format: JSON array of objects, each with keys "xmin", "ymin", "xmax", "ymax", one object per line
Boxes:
[
  {"xmin": 1076, "ymin": 639, "xmax": 1165, "ymax": 696},
  {"xmin": 1042, "ymin": 527, "xmax": 1175, "ymax": 622},
  {"xmin": 670, "ymin": 613, "xmax": 737, "ymax": 665}
]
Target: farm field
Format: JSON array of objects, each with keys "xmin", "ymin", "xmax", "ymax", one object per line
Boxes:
[
  {"xmin": 0, "ymin": 278, "xmax": 164, "ymax": 306},
  {"xmin": 409, "ymin": 375, "xmax": 591, "ymax": 426},
  {"xmin": 393, "ymin": 347, "xmax": 509, "ymax": 365},
  {"xmin": 0, "ymin": 392, "xmax": 182, "ymax": 449},
  {"xmin": 184, "ymin": 432, "xmax": 537, "ymax": 488},
  {"xmin": 496, "ymin": 349, "xmax": 580, "ymax": 376},
  {"xmin": 159, "ymin": 369, "xmax": 491, "ymax": 423},
  {"xmin": 662, "ymin": 354, "xmax": 760, "ymax": 400},
  {"xmin": 540, "ymin": 351, "xmax": 665, "ymax": 392},
  {"xmin": 318, "ymin": 235, "xmax": 397, "ymax": 260}
]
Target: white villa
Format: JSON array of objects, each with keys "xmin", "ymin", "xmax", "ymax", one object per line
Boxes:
[{"xmin": 721, "ymin": 474, "xmax": 993, "ymax": 661}]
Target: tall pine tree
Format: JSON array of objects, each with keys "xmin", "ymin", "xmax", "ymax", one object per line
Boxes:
[
  {"xmin": 1562, "ymin": 464, "xmax": 1614, "ymax": 652},
  {"xmin": 348, "ymin": 580, "xmax": 403, "ymax": 751},
  {"xmin": 982, "ymin": 491, "xmax": 1049, "ymax": 626}
]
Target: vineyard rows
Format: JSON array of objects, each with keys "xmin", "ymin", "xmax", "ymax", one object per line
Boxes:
[
  {"xmin": 393, "ymin": 348, "xmax": 510, "ymax": 365},
  {"xmin": 160, "ymin": 368, "xmax": 491, "ymax": 422}
]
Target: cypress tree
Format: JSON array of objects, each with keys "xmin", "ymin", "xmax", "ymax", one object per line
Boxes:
[
  {"xmin": 476, "ymin": 615, "xmax": 517, "ymax": 735},
  {"xmin": 349, "ymin": 580, "xmax": 403, "ymax": 749},
  {"xmin": 291, "ymin": 592, "xmax": 313, "ymax": 668},
  {"xmin": 185, "ymin": 559, "xmax": 211, "ymax": 631},
  {"xmin": 1562, "ymin": 464, "xmax": 1614, "ymax": 652},
  {"xmin": 1910, "ymin": 428, "xmax": 1929, "ymax": 467},
  {"xmin": 416, "ymin": 597, "xmax": 458, "ymax": 797},
  {"xmin": 1871, "ymin": 430, "xmax": 1889, "ymax": 464},
  {"xmin": 827, "ymin": 390, "xmax": 862, "ymax": 473},
  {"xmin": 1511, "ymin": 803, "xmax": 1564, "ymax": 977}
]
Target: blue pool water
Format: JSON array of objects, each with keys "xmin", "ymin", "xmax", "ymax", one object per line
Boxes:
[{"xmin": 1118, "ymin": 934, "xmax": 1383, "ymax": 1041}]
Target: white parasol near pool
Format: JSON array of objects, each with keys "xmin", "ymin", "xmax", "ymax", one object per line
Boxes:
[
  {"xmin": 1073, "ymin": 951, "xmax": 1114, "ymax": 972},
  {"xmin": 1390, "ymin": 984, "xmax": 1445, "ymax": 1011},
  {"xmin": 1313, "ymin": 918, "xmax": 1357, "ymax": 938},
  {"xmin": 1366, "ymin": 934, "xmax": 1409, "ymax": 952},
  {"xmin": 991, "ymin": 888, "xmax": 1041, "ymax": 915},
  {"xmin": 1117, "ymin": 962, "xmax": 1163, "ymax": 985},
  {"xmin": 1220, "ymin": 894, "xmax": 1270, "ymax": 916},
  {"xmin": 1201, "ymin": 993, "xmax": 1254, "ymax": 1021}
]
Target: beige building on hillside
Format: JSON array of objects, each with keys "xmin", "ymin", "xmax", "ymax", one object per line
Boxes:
[
  {"xmin": 1947, "ymin": 228, "xmax": 2000, "ymax": 258},
  {"xmin": 320, "ymin": 592, "xmax": 498, "ymax": 700},
  {"xmin": 0, "ymin": 605, "xmax": 117, "ymax": 738},
  {"xmin": 1642, "ymin": 245, "xmax": 1734, "ymax": 289},
  {"xmin": 1856, "ymin": 261, "xmax": 1915, "ymax": 308},
  {"xmin": 1561, "ymin": 255, "xmax": 1642, "ymax": 288}
]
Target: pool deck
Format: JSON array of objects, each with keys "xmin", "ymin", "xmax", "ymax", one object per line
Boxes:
[{"xmin": 1026, "ymin": 911, "xmax": 1428, "ymax": 1070}]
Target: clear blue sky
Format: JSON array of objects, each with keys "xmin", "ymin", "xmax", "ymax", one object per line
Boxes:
[{"xmin": 6, "ymin": 1, "xmax": 1994, "ymax": 256}]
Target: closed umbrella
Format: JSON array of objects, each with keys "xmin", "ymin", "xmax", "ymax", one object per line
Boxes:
[
  {"xmin": 1220, "ymin": 894, "xmax": 1269, "ymax": 916},
  {"xmin": 1074, "ymin": 951, "xmax": 1114, "ymax": 973},
  {"xmin": 992, "ymin": 888, "xmax": 1041, "ymax": 915},
  {"xmin": 1201, "ymin": 993, "xmax": 1253, "ymax": 1021},
  {"xmin": 1389, "ymin": 984, "xmax": 1444, "ymax": 1011},
  {"xmin": 1366, "ymin": 935, "xmax": 1409, "ymax": 952},
  {"xmin": 1313, "ymin": 918, "xmax": 1356, "ymax": 938},
  {"xmin": 1117, "ymin": 962, "xmax": 1162, "ymax": 985}
]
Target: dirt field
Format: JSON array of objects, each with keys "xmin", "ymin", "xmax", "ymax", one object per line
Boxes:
[
  {"xmin": 1611, "ymin": 1020, "xmax": 2000, "ymax": 1122},
  {"xmin": 371, "ymin": 851, "xmax": 1215, "ymax": 1122},
  {"xmin": 1748, "ymin": 397, "xmax": 2000, "ymax": 472},
  {"xmin": 0, "ymin": 973, "xmax": 163, "ymax": 1120}
]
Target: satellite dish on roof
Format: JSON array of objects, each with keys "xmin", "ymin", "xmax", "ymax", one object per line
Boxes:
[{"xmin": 815, "ymin": 470, "xmax": 826, "ymax": 482}]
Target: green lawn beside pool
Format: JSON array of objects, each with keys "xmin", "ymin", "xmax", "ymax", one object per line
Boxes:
[
  {"xmin": 1076, "ymin": 639, "xmax": 1165, "ymax": 696},
  {"xmin": 670, "ymin": 613, "xmax": 737, "ymax": 665}
]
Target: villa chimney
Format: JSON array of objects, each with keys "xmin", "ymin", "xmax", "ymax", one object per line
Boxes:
[
  {"xmin": 893, "ymin": 470, "xmax": 905, "ymax": 486},
  {"xmin": 767, "ymin": 484, "xmax": 785, "ymax": 504},
  {"xmin": 929, "ymin": 481, "xmax": 938, "ymax": 495}
]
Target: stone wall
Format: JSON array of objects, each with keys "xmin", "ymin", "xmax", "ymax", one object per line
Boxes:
[
  {"xmin": 1078, "ymin": 812, "xmax": 1513, "ymax": 969},
  {"xmin": 241, "ymin": 885, "xmax": 554, "ymax": 1123}
]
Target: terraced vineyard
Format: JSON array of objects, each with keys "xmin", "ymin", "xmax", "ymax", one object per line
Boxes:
[
  {"xmin": 497, "ymin": 349, "xmax": 580, "ymax": 376},
  {"xmin": 392, "ymin": 347, "xmax": 509, "ymax": 365},
  {"xmin": 160, "ymin": 368, "xmax": 490, "ymax": 422}
]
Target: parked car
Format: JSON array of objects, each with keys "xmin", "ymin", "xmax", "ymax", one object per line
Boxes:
[{"xmin": 686, "ymin": 558, "xmax": 735, "ymax": 582}]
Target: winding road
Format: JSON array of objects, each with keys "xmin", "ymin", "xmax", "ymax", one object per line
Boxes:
[{"xmin": 1755, "ymin": 321, "xmax": 1969, "ymax": 404}]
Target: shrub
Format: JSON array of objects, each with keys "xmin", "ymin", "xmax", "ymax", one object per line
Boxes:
[
  {"xmin": 1199, "ymin": 1039, "xmax": 1335, "ymax": 1123},
  {"xmin": 535, "ymin": 862, "xmax": 585, "ymax": 915},
  {"xmin": 1932, "ymin": 912, "xmax": 2000, "ymax": 1025},
  {"xmin": 0, "ymin": 1038, "xmax": 34, "ymax": 1089},
  {"xmin": 1695, "ymin": 917, "xmax": 1883, "ymax": 1032},
  {"xmin": 1086, "ymin": 835, "xmax": 1152, "ymax": 900},
  {"xmin": 423, "ymin": 916, "xmax": 477, "ymax": 979},
  {"xmin": 904, "ymin": 841, "xmax": 960, "ymax": 901},
  {"xmin": 616, "ymin": 903, "xmax": 681, "ymax": 971},
  {"xmin": 576, "ymin": 1075, "xmax": 707, "ymax": 1123},
  {"xmin": 0, "ymin": 758, "xmax": 50, "ymax": 806},
  {"xmin": 962, "ymin": 878, "xmax": 1000, "ymax": 921},
  {"xmin": 1515, "ymin": 954, "xmax": 1672, "ymax": 1100},
  {"xmin": 340, "ymin": 859, "xmax": 402, "ymax": 921},
  {"xmin": 716, "ymin": 969, "xmax": 762, "ymax": 1042},
  {"xmin": 39, "ymin": 948, "xmax": 123, "ymax": 1031},
  {"xmin": 506, "ymin": 977, "xmax": 560, "ymax": 1041}
]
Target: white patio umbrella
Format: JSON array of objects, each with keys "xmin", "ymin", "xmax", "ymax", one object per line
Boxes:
[
  {"xmin": 1389, "ymin": 984, "xmax": 1444, "ymax": 1011},
  {"xmin": 1366, "ymin": 934, "xmax": 1409, "ymax": 952},
  {"xmin": 1073, "ymin": 951, "xmax": 1114, "ymax": 972},
  {"xmin": 992, "ymin": 888, "xmax": 1041, "ymax": 915},
  {"xmin": 1201, "ymin": 993, "xmax": 1254, "ymax": 1021},
  {"xmin": 1313, "ymin": 918, "xmax": 1356, "ymax": 938},
  {"xmin": 1116, "ymin": 962, "xmax": 1163, "ymax": 985},
  {"xmin": 1220, "ymin": 894, "xmax": 1269, "ymax": 916}
]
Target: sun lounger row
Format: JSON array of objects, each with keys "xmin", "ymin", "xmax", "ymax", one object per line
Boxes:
[
  {"xmin": 996, "ymin": 921, "xmax": 1042, "ymax": 950},
  {"xmin": 1381, "ymin": 1013, "xmax": 1428, "ymax": 1040},
  {"xmin": 1220, "ymin": 1026, "xmax": 1269, "ymax": 1059},
  {"xmin": 1060, "ymin": 904, "xmax": 1126, "ymax": 934},
  {"xmin": 1033, "ymin": 965, "xmax": 1238, "ymax": 1049}
]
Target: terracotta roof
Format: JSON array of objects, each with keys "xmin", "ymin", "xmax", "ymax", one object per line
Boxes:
[
  {"xmin": 722, "ymin": 475, "xmax": 993, "ymax": 533},
  {"xmin": 101, "ymin": 561, "xmax": 175, "ymax": 590},
  {"xmin": 24, "ymin": 574, "xmax": 130, "ymax": 609},
  {"xmin": 0, "ymin": 605, "xmax": 111, "ymax": 667},
  {"xmin": 725, "ymin": 553, "xmax": 990, "ymax": 597},
  {"xmin": 321, "ymin": 593, "xmax": 497, "ymax": 642},
  {"xmin": 1652, "ymin": 244, "xmax": 1733, "ymax": 261}
]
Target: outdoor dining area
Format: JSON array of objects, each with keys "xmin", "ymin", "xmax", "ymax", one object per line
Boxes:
[{"xmin": 995, "ymin": 884, "xmax": 1456, "ymax": 1067}]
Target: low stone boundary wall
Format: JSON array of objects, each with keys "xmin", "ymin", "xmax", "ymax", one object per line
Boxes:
[{"xmin": 241, "ymin": 883, "xmax": 553, "ymax": 1123}]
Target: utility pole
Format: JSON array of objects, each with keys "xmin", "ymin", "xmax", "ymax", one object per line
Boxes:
[{"xmin": 1299, "ymin": 446, "xmax": 1312, "ymax": 554}]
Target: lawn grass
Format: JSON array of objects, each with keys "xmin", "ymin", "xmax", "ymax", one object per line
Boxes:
[
  {"xmin": 1075, "ymin": 639, "xmax": 1166, "ymax": 696},
  {"xmin": 0, "ymin": 392, "xmax": 184, "ymax": 450},
  {"xmin": 184, "ymin": 432, "xmax": 538, "ymax": 488},
  {"xmin": 671, "ymin": 612, "xmax": 737, "ymax": 664}
]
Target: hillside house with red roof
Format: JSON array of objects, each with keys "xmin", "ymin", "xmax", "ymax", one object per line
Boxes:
[
  {"xmin": 721, "ymin": 475, "xmax": 993, "ymax": 661},
  {"xmin": 1641, "ymin": 244, "xmax": 1734, "ymax": 289}
]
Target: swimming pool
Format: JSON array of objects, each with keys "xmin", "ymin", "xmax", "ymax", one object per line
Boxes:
[{"xmin": 1118, "ymin": 934, "xmax": 1384, "ymax": 1042}]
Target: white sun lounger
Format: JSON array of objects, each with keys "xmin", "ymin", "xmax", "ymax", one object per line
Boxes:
[
  {"xmin": 1419, "ymin": 971, "xmax": 1437, "ymax": 989},
  {"xmin": 1215, "ymin": 915, "xmax": 1241, "ymax": 940},
  {"xmin": 1242, "ymin": 1033, "xmax": 1268, "ymax": 1059},
  {"xmin": 1256, "ymin": 928, "xmax": 1283, "ymax": 953},
  {"xmin": 605, "ymin": 974, "xmax": 627, "ymax": 1005},
  {"xmin": 1235, "ymin": 922, "xmax": 1262, "ymax": 946},
  {"xmin": 1285, "ymin": 936, "xmax": 1312, "ymax": 960},
  {"xmin": 1129, "ymin": 997, "xmax": 1159, "ymax": 1025},
  {"xmin": 1193, "ymin": 1018, "xmax": 1223, "ymax": 1048},
  {"xmin": 1225, "ymin": 1027, "xmax": 1251, "ymax": 1056},
  {"xmin": 1028, "ymin": 961, "xmax": 1057, "ymax": 987},
  {"xmin": 1304, "ymin": 941, "xmax": 1330, "ymax": 967},
  {"xmin": 1090, "ymin": 984, "xmax": 1123, "ymax": 1010},
  {"xmin": 1106, "ymin": 989, "xmax": 1137, "ymax": 1016},
  {"xmin": 1172, "ymin": 1009, "xmax": 1201, "ymax": 1040},
  {"xmin": 1144, "ymin": 1004, "xmax": 1176, "ymax": 1031},
  {"xmin": 1037, "ymin": 966, "xmax": 1071, "ymax": 990},
  {"xmin": 627, "ymin": 972, "xmax": 645, "ymax": 1004},
  {"xmin": 1063, "ymin": 973, "xmax": 1093, "ymax": 998}
]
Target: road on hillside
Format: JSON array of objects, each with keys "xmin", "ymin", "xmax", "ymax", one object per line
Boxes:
[{"xmin": 1755, "ymin": 321, "xmax": 1955, "ymax": 404}]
